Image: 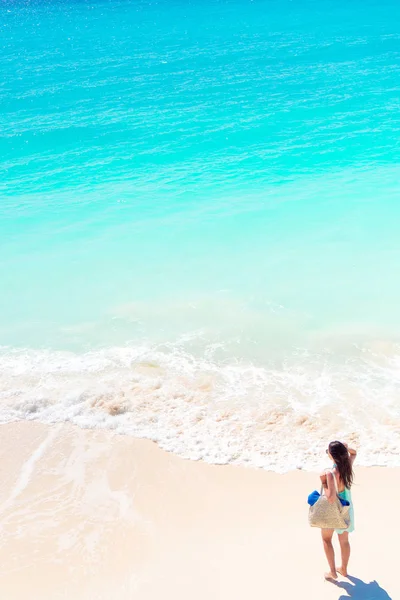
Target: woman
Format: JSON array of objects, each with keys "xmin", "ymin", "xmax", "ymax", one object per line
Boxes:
[{"xmin": 320, "ymin": 441, "xmax": 357, "ymax": 581}]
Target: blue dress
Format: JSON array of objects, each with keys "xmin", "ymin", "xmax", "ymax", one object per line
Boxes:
[{"xmin": 336, "ymin": 487, "xmax": 355, "ymax": 534}]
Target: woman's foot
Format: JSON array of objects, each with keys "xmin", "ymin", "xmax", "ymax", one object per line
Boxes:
[
  {"xmin": 337, "ymin": 567, "xmax": 348, "ymax": 578},
  {"xmin": 324, "ymin": 571, "xmax": 338, "ymax": 581}
]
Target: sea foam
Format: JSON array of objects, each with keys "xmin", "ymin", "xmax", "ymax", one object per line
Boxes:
[{"xmin": 1, "ymin": 340, "xmax": 399, "ymax": 472}]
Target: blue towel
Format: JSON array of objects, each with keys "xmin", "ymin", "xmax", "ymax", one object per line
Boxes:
[
  {"xmin": 308, "ymin": 490, "xmax": 350, "ymax": 507},
  {"xmin": 308, "ymin": 490, "xmax": 321, "ymax": 506}
]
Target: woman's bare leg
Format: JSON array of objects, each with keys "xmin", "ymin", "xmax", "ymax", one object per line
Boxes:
[
  {"xmin": 337, "ymin": 532, "xmax": 350, "ymax": 577},
  {"xmin": 321, "ymin": 529, "xmax": 337, "ymax": 580}
]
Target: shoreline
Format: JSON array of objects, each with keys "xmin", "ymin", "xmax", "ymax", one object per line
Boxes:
[
  {"xmin": 0, "ymin": 420, "xmax": 397, "ymax": 599},
  {"xmin": 1, "ymin": 417, "xmax": 398, "ymax": 474},
  {"xmin": 2, "ymin": 341, "xmax": 400, "ymax": 473}
]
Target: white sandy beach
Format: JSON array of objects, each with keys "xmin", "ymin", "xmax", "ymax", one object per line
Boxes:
[{"xmin": 0, "ymin": 421, "xmax": 396, "ymax": 599}]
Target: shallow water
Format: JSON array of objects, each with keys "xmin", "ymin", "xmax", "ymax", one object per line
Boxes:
[{"xmin": 1, "ymin": 0, "xmax": 400, "ymax": 470}]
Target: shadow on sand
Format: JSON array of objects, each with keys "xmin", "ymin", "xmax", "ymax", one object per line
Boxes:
[{"xmin": 334, "ymin": 575, "xmax": 392, "ymax": 599}]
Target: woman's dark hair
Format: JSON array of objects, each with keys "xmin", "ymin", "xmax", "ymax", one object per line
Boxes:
[{"xmin": 329, "ymin": 441, "xmax": 354, "ymax": 489}]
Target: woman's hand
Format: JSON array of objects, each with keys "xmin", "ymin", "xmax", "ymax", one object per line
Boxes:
[
  {"xmin": 344, "ymin": 444, "xmax": 357, "ymax": 465},
  {"xmin": 344, "ymin": 442, "xmax": 357, "ymax": 455}
]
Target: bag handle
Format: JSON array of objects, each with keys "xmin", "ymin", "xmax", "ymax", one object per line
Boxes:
[
  {"xmin": 321, "ymin": 469, "xmax": 340, "ymax": 498},
  {"xmin": 331, "ymin": 469, "xmax": 339, "ymax": 495}
]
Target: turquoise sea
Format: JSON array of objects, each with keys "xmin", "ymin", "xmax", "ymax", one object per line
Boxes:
[{"xmin": 1, "ymin": 0, "xmax": 400, "ymax": 470}]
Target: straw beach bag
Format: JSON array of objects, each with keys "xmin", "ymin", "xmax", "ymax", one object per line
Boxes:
[{"xmin": 309, "ymin": 472, "xmax": 350, "ymax": 530}]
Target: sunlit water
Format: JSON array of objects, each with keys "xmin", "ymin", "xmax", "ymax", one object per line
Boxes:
[{"xmin": 1, "ymin": 0, "xmax": 400, "ymax": 470}]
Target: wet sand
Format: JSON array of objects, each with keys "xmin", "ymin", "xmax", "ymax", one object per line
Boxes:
[{"xmin": 0, "ymin": 421, "xmax": 396, "ymax": 599}]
